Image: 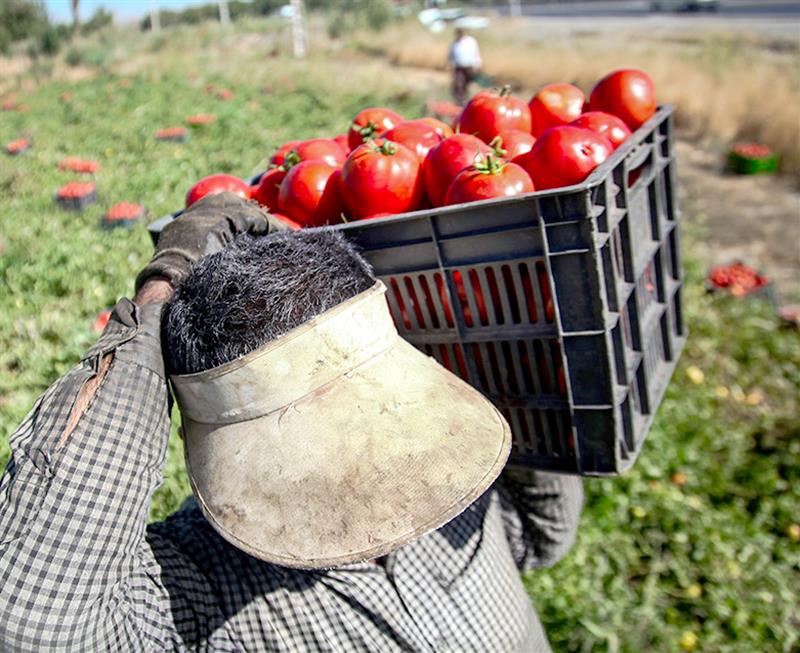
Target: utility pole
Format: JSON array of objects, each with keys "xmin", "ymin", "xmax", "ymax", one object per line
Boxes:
[
  {"xmin": 149, "ymin": 0, "xmax": 160, "ymax": 31},
  {"xmin": 290, "ymin": 0, "xmax": 306, "ymax": 59},
  {"xmin": 219, "ymin": 0, "xmax": 231, "ymax": 26}
]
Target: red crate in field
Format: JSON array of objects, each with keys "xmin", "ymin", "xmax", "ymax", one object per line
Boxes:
[
  {"xmin": 103, "ymin": 202, "xmax": 146, "ymax": 229},
  {"xmin": 59, "ymin": 158, "xmax": 100, "ymax": 174},
  {"xmin": 6, "ymin": 138, "xmax": 31, "ymax": 155},
  {"xmin": 56, "ymin": 181, "xmax": 97, "ymax": 211},
  {"xmin": 154, "ymin": 127, "xmax": 188, "ymax": 143}
]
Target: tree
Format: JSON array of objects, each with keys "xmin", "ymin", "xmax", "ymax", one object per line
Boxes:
[
  {"xmin": 70, "ymin": 0, "xmax": 80, "ymax": 34},
  {"xmin": 0, "ymin": 0, "xmax": 55, "ymax": 55}
]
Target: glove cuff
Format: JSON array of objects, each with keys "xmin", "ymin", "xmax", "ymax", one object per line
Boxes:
[{"xmin": 135, "ymin": 251, "xmax": 194, "ymax": 294}]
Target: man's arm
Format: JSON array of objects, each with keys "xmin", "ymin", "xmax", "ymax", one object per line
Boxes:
[
  {"xmin": 496, "ymin": 467, "xmax": 584, "ymax": 572},
  {"xmin": 0, "ymin": 194, "xmax": 274, "ymax": 651},
  {"xmin": 0, "ymin": 282, "xmax": 179, "ymax": 651}
]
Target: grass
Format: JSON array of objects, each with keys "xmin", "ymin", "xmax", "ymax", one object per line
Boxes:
[
  {"xmin": 355, "ymin": 21, "xmax": 800, "ymax": 181},
  {"xmin": 1, "ymin": 18, "xmax": 798, "ymax": 653}
]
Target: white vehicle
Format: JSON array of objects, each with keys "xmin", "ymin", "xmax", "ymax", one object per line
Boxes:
[{"xmin": 650, "ymin": 0, "xmax": 719, "ymax": 11}]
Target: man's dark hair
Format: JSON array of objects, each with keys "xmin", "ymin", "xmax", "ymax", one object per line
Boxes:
[{"xmin": 163, "ymin": 229, "xmax": 375, "ymax": 375}]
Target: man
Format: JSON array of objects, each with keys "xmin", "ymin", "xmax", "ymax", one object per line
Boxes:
[
  {"xmin": 0, "ymin": 194, "xmax": 582, "ymax": 652},
  {"xmin": 448, "ymin": 28, "xmax": 483, "ymax": 105}
]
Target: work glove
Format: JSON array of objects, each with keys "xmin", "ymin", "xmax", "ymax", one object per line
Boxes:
[{"xmin": 135, "ymin": 192, "xmax": 288, "ymax": 293}]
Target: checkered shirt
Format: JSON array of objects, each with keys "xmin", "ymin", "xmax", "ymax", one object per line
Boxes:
[{"xmin": 0, "ymin": 298, "xmax": 583, "ymax": 653}]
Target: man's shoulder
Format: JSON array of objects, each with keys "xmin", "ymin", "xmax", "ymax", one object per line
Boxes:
[{"xmin": 147, "ymin": 497, "xmax": 296, "ymax": 594}]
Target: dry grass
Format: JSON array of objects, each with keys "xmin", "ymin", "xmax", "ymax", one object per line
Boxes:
[{"xmin": 357, "ymin": 20, "xmax": 800, "ymax": 179}]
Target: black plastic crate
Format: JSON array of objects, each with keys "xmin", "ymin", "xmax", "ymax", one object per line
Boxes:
[{"xmin": 149, "ymin": 105, "xmax": 685, "ymax": 476}]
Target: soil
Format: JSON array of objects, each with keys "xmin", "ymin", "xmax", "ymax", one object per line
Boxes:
[{"xmin": 676, "ymin": 141, "xmax": 800, "ymax": 304}]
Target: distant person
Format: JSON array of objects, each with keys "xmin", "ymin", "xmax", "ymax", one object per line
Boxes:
[{"xmin": 448, "ymin": 28, "xmax": 483, "ymax": 105}]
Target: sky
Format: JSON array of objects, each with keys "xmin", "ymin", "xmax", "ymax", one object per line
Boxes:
[{"xmin": 44, "ymin": 0, "xmax": 217, "ymax": 24}]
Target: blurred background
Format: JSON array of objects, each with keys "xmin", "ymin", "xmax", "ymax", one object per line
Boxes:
[{"xmin": 1, "ymin": 1, "xmax": 798, "ymax": 652}]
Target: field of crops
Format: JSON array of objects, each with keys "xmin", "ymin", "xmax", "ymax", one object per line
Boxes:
[{"xmin": 1, "ymin": 19, "xmax": 798, "ymax": 653}]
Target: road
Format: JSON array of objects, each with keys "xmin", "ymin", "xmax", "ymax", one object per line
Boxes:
[
  {"xmin": 491, "ymin": 0, "xmax": 800, "ymax": 17},
  {"xmin": 479, "ymin": 0, "xmax": 800, "ymax": 37}
]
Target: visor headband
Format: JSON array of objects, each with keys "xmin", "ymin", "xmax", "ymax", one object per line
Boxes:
[{"xmin": 171, "ymin": 281, "xmax": 396, "ymax": 424}]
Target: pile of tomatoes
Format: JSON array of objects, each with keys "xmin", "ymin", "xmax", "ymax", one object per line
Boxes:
[
  {"xmin": 6, "ymin": 138, "xmax": 31, "ymax": 155},
  {"xmin": 184, "ymin": 68, "xmax": 657, "ymax": 229},
  {"xmin": 105, "ymin": 201, "xmax": 145, "ymax": 222},
  {"xmin": 58, "ymin": 157, "xmax": 100, "ymax": 174},
  {"xmin": 56, "ymin": 181, "xmax": 96, "ymax": 199},
  {"xmin": 730, "ymin": 143, "xmax": 774, "ymax": 160},
  {"xmin": 708, "ymin": 262, "xmax": 770, "ymax": 297}
]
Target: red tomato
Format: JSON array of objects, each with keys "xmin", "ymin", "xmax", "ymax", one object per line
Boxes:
[
  {"xmin": 269, "ymin": 212, "xmax": 303, "ymax": 230},
  {"xmin": 492, "ymin": 130, "xmax": 536, "ymax": 162},
  {"xmin": 416, "ymin": 117, "xmax": 454, "ymax": 139},
  {"xmin": 292, "ymin": 138, "xmax": 348, "ymax": 167},
  {"xmin": 278, "ymin": 161, "xmax": 344, "ymax": 227},
  {"xmin": 529, "ymin": 82, "xmax": 585, "ymax": 137},
  {"xmin": 340, "ymin": 139, "xmax": 423, "ymax": 219},
  {"xmin": 570, "ymin": 111, "xmax": 632, "ymax": 150},
  {"xmin": 457, "ymin": 86, "xmax": 532, "ymax": 143},
  {"xmin": 383, "ymin": 120, "xmax": 447, "ymax": 163},
  {"xmin": 185, "ymin": 174, "xmax": 250, "ymax": 207},
  {"xmin": 250, "ymin": 167, "xmax": 287, "ymax": 212},
  {"xmin": 732, "ymin": 143, "xmax": 772, "ymax": 159},
  {"xmin": 92, "ymin": 308, "xmax": 112, "ymax": 333},
  {"xmin": 348, "ymin": 107, "xmax": 404, "ymax": 150},
  {"xmin": 588, "ymin": 69, "xmax": 656, "ymax": 130},
  {"xmin": 515, "ymin": 126, "xmax": 614, "ymax": 190},
  {"xmin": 333, "ymin": 133, "xmax": 350, "ymax": 153},
  {"xmin": 445, "ymin": 156, "xmax": 534, "ymax": 205},
  {"xmin": 436, "ymin": 271, "xmax": 488, "ymax": 327},
  {"xmin": 270, "ymin": 140, "xmax": 302, "ymax": 166},
  {"xmin": 424, "ymin": 133, "xmax": 492, "ymax": 207}
]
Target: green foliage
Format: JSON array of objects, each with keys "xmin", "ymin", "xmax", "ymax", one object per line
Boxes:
[
  {"xmin": 0, "ymin": 22, "xmax": 798, "ymax": 653},
  {"xmin": 139, "ymin": 0, "xmax": 284, "ymax": 31},
  {"xmin": 81, "ymin": 8, "xmax": 113, "ymax": 36},
  {"xmin": 0, "ymin": 0, "xmax": 47, "ymax": 51},
  {"xmin": 325, "ymin": 0, "xmax": 395, "ymax": 39},
  {"xmin": 37, "ymin": 25, "xmax": 63, "ymax": 55},
  {"xmin": 524, "ymin": 261, "xmax": 800, "ymax": 653},
  {"xmin": 63, "ymin": 42, "xmax": 109, "ymax": 68},
  {"xmin": 0, "ymin": 0, "xmax": 64, "ymax": 56}
]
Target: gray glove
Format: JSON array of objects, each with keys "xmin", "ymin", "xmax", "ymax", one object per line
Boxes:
[{"xmin": 135, "ymin": 192, "xmax": 288, "ymax": 292}]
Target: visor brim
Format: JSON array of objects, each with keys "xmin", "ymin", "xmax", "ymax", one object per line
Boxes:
[{"xmin": 183, "ymin": 338, "xmax": 511, "ymax": 569}]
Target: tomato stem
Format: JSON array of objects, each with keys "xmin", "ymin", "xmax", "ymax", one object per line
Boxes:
[
  {"xmin": 499, "ymin": 85, "xmax": 512, "ymax": 98},
  {"xmin": 282, "ymin": 150, "xmax": 301, "ymax": 170},
  {"xmin": 356, "ymin": 120, "xmax": 378, "ymax": 140},
  {"xmin": 376, "ymin": 139, "xmax": 398, "ymax": 156},
  {"xmin": 489, "ymin": 136, "xmax": 507, "ymax": 158},
  {"xmin": 473, "ymin": 153, "xmax": 505, "ymax": 176}
]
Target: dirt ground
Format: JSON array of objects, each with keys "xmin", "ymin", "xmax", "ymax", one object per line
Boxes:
[{"xmin": 676, "ymin": 141, "xmax": 800, "ymax": 305}]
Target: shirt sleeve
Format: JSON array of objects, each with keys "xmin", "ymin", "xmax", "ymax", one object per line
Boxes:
[
  {"xmin": 496, "ymin": 467, "xmax": 584, "ymax": 572},
  {"xmin": 0, "ymin": 299, "xmax": 214, "ymax": 652}
]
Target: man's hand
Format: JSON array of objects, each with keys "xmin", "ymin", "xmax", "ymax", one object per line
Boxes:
[
  {"xmin": 135, "ymin": 192, "xmax": 274, "ymax": 294},
  {"xmin": 134, "ymin": 277, "xmax": 174, "ymax": 306}
]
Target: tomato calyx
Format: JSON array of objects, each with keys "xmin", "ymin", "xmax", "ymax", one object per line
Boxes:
[
  {"xmin": 488, "ymin": 136, "xmax": 507, "ymax": 158},
  {"xmin": 472, "ymin": 153, "xmax": 506, "ymax": 176},
  {"xmin": 370, "ymin": 139, "xmax": 399, "ymax": 156},
  {"xmin": 278, "ymin": 149, "xmax": 301, "ymax": 171},
  {"xmin": 498, "ymin": 85, "xmax": 513, "ymax": 98},
  {"xmin": 355, "ymin": 120, "xmax": 379, "ymax": 140}
]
